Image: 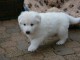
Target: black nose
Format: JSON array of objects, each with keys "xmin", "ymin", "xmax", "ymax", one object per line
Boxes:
[{"xmin": 26, "ymin": 31, "xmax": 30, "ymax": 34}]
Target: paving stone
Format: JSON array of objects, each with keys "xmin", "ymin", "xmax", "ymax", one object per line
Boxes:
[
  {"xmin": 10, "ymin": 33, "xmax": 29, "ymax": 52},
  {"xmin": 42, "ymin": 48, "xmax": 65, "ymax": 60},
  {"xmin": 5, "ymin": 47, "xmax": 24, "ymax": 57},
  {"xmin": 16, "ymin": 38, "xmax": 29, "ymax": 52},
  {"xmin": 0, "ymin": 21, "xmax": 3, "ymax": 27},
  {"xmin": 0, "ymin": 38, "xmax": 10, "ymax": 44},
  {"xmin": 76, "ymin": 53, "xmax": 80, "ymax": 57},
  {"xmin": 42, "ymin": 36, "xmax": 59, "ymax": 46},
  {"xmin": 2, "ymin": 20, "xmax": 18, "ymax": 27},
  {"xmin": 11, "ymin": 33, "xmax": 27, "ymax": 42},
  {"xmin": 73, "ymin": 47, "xmax": 80, "ymax": 53},
  {"xmin": 0, "ymin": 27, "xmax": 6, "ymax": 33},
  {"xmin": 53, "ymin": 45, "xmax": 75, "ymax": 55},
  {"xmin": 11, "ymin": 33, "xmax": 29, "ymax": 51},
  {"xmin": 64, "ymin": 55, "xmax": 80, "ymax": 60},
  {"xmin": 65, "ymin": 41, "xmax": 80, "ymax": 48},
  {"xmin": 0, "ymin": 54, "xmax": 10, "ymax": 60},
  {"xmin": 11, "ymin": 56, "xmax": 24, "ymax": 60},
  {"xmin": 6, "ymin": 26, "xmax": 20, "ymax": 34},
  {"xmin": 23, "ymin": 53, "xmax": 44, "ymax": 60},
  {"xmin": 0, "ymin": 33, "xmax": 11, "ymax": 39},
  {"xmin": 69, "ymin": 30, "xmax": 80, "ymax": 42},
  {"xmin": 42, "ymin": 48, "xmax": 56, "ymax": 56},
  {"xmin": 0, "ymin": 48, "xmax": 5, "ymax": 54},
  {"xmin": 44, "ymin": 55, "xmax": 65, "ymax": 60},
  {"xmin": 0, "ymin": 40, "xmax": 17, "ymax": 48}
]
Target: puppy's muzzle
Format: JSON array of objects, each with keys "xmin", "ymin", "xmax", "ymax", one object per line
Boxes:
[{"xmin": 26, "ymin": 31, "xmax": 30, "ymax": 34}]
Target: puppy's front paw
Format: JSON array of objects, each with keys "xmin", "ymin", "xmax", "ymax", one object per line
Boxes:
[
  {"xmin": 28, "ymin": 45, "xmax": 37, "ymax": 52},
  {"xmin": 56, "ymin": 40, "xmax": 65, "ymax": 45}
]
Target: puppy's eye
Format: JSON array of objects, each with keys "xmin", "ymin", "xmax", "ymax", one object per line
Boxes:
[
  {"xmin": 24, "ymin": 24, "xmax": 26, "ymax": 26},
  {"xmin": 30, "ymin": 24, "xmax": 34, "ymax": 26}
]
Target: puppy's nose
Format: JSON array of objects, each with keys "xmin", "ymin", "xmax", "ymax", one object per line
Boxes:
[{"xmin": 26, "ymin": 31, "xmax": 30, "ymax": 34}]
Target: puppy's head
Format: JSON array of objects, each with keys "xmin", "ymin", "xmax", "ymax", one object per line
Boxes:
[{"xmin": 18, "ymin": 11, "xmax": 41, "ymax": 35}]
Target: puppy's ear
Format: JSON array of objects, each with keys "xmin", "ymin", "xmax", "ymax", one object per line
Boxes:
[
  {"xmin": 19, "ymin": 11, "xmax": 29, "ymax": 18},
  {"xmin": 18, "ymin": 11, "xmax": 27, "ymax": 23},
  {"xmin": 18, "ymin": 13, "xmax": 23, "ymax": 24},
  {"xmin": 18, "ymin": 12, "xmax": 23, "ymax": 21},
  {"xmin": 18, "ymin": 14, "xmax": 22, "ymax": 24},
  {"xmin": 35, "ymin": 15, "xmax": 41, "ymax": 23}
]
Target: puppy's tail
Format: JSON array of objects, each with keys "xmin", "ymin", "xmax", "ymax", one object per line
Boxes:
[{"xmin": 67, "ymin": 15, "xmax": 80, "ymax": 24}]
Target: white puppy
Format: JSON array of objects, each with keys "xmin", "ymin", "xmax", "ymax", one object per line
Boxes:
[{"xmin": 18, "ymin": 11, "xmax": 80, "ymax": 52}]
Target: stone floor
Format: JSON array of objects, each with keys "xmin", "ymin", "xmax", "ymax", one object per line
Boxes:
[{"xmin": 0, "ymin": 19, "xmax": 80, "ymax": 60}]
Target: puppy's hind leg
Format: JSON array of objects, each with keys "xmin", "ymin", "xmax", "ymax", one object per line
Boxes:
[{"xmin": 56, "ymin": 27, "xmax": 68, "ymax": 45}]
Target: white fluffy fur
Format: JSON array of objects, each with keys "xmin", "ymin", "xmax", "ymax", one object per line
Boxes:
[{"xmin": 18, "ymin": 11, "xmax": 80, "ymax": 52}]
